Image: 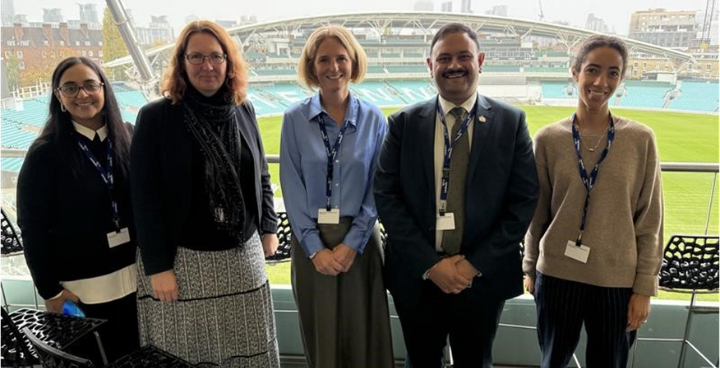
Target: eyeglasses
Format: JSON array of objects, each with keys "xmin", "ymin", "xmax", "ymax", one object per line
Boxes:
[
  {"xmin": 185, "ymin": 53, "xmax": 227, "ymax": 65},
  {"xmin": 56, "ymin": 82, "xmax": 104, "ymax": 97}
]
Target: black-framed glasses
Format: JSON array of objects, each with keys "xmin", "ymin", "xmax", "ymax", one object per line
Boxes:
[
  {"xmin": 185, "ymin": 53, "xmax": 227, "ymax": 65},
  {"xmin": 56, "ymin": 82, "xmax": 104, "ymax": 97}
]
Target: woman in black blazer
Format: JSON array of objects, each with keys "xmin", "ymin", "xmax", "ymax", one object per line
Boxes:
[
  {"xmin": 130, "ymin": 20, "xmax": 280, "ymax": 367},
  {"xmin": 17, "ymin": 56, "xmax": 139, "ymax": 362}
]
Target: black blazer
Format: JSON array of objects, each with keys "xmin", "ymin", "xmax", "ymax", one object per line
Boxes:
[
  {"xmin": 130, "ymin": 97, "xmax": 278, "ymax": 275},
  {"xmin": 374, "ymin": 94, "xmax": 539, "ymax": 306}
]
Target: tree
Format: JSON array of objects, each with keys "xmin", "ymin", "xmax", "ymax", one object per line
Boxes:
[
  {"xmin": 18, "ymin": 46, "xmax": 75, "ymax": 87},
  {"xmin": 102, "ymin": 7, "xmax": 129, "ymax": 81},
  {"xmin": 5, "ymin": 56, "xmax": 21, "ymax": 91}
]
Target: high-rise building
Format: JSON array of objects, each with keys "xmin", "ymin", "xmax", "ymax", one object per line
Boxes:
[
  {"xmin": 485, "ymin": 5, "xmax": 508, "ymax": 17},
  {"xmin": 696, "ymin": 1, "xmax": 719, "ymax": 48},
  {"xmin": 42, "ymin": 8, "xmax": 63, "ymax": 23},
  {"xmin": 78, "ymin": 3, "xmax": 99, "ymax": 24},
  {"xmin": 1, "ymin": 0, "xmax": 15, "ymax": 26},
  {"xmin": 628, "ymin": 8, "xmax": 697, "ymax": 49},
  {"xmin": 413, "ymin": 0, "xmax": 434, "ymax": 11},
  {"xmin": 215, "ymin": 20, "xmax": 238, "ymax": 28},
  {"xmin": 239, "ymin": 15, "xmax": 258, "ymax": 25},
  {"xmin": 135, "ymin": 15, "xmax": 174, "ymax": 46},
  {"xmin": 461, "ymin": 0, "xmax": 472, "ymax": 14},
  {"xmin": 585, "ymin": 13, "xmax": 609, "ymax": 33},
  {"xmin": 441, "ymin": 1, "xmax": 452, "ymax": 12}
]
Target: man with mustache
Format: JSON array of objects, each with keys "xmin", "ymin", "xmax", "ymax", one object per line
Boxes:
[{"xmin": 374, "ymin": 23, "xmax": 539, "ymax": 368}]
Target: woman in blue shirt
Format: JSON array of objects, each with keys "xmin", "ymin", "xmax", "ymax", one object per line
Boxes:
[{"xmin": 279, "ymin": 25, "xmax": 394, "ymax": 368}]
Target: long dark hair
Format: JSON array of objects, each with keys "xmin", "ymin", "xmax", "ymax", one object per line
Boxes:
[{"xmin": 31, "ymin": 57, "xmax": 131, "ymax": 177}]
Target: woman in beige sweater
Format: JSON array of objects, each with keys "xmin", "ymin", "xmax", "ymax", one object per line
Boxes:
[{"xmin": 523, "ymin": 35, "xmax": 663, "ymax": 368}]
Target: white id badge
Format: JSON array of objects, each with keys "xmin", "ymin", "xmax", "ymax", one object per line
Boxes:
[
  {"xmin": 107, "ymin": 228, "xmax": 131, "ymax": 248},
  {"xmin": 436, "ymin": 213, "xmax": 456, "ymax": 230},
  {"xmin": 564, "ymin": 240, "xmax": 590, "ymax": 263},
  {"xmin": 317, "ymin": 208, "xmax": 340, "ymax": 224}
]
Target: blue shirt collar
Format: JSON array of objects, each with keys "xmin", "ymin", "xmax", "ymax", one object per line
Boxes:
[{"xmin": 309, "ymin": 91, "xmax": 359, "ymax": 127}]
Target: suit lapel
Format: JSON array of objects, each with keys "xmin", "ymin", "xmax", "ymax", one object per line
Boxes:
[
  {"xmin": 418, "ymin": 100, "xmax": 436, "ymax": 193},
  {"xmin": 467, "ymin": 95, "xmax": 494, "ymax": 182}
]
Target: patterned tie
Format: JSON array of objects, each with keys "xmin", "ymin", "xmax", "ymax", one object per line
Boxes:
[{"xmin": 442, "ymin": 107, "xmax": 469, "ymax": 255}]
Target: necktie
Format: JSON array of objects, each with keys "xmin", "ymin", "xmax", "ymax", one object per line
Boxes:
[
  {"xmin": 91, "ymin": 133, "xmax": 107, "ymax": 166},
  {"xmin": 441, "ymin": 107, "xmax": 469, "ymax": 255}
]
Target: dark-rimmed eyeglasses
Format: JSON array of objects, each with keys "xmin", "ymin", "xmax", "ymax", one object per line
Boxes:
[
  {"xmin": 56, "ymin": 82, "xmax": 104, "ymax": 97},
  {"xmin": 185, "ymin": 53, "xmax": 227, "ymax": 65}
]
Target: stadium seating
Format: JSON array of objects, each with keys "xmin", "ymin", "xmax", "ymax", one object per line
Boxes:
[
  {"xmin": 615, "ymin": 81, "xmax": 672, "ymax": 109},
  {"xmin": 483, "ymin": 65, "xmax": 521, "ymax": 73},
  {"xmin": 669, "ymin": 81, "xmax": 720, "ymax": 112},
  {"xmin": 2, "ymin": 79, "xmax": 717, "ymax": 174}
]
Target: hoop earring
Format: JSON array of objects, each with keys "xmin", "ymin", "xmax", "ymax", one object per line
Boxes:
[{"xmin": 60, "ymin": 104, "xmax": 67, "ymax": 112}]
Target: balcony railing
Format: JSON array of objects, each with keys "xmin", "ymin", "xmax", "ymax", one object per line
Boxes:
[{"xmin": 1, "ymin": 152, "xmax": 718, "ymax": 367}]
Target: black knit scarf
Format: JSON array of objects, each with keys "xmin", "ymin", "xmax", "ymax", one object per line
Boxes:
[{"xmin": 182, "ymin": 87, "xmax": 245, "ymax": 243}]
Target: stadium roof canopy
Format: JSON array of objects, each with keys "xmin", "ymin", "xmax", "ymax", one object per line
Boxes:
[{"xmin": 105, "ymin": 11, "xmax": 695, "ymax": 68}]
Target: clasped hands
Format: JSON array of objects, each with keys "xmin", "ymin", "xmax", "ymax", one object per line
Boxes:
[
  {"xmin": 311, "ymin": 244, "xmax": 356, "ymax": 276},
  {"xmin": 151, "ymin": 233, "xmax": 280, "ymax": 302},
  {"xmin": 428, "ymin": 255, "xmax": 478, "ymax": 294}
]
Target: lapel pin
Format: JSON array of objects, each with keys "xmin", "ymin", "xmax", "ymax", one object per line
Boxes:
[{"xmin": 478, "ymin": 115, "xmax": 486, "ymax": 123}]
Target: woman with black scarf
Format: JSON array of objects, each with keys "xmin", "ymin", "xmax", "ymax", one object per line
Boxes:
[{"xmin": 130, "ymin": 20, "xmax": 280, "ymax": 367}]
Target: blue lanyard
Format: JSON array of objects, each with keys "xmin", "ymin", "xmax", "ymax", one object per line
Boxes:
[
  {"xmin": 571, "ymin": 112, "xmax": 615, "ymax": 246},
  {"xmin": 437, "ymin": 99, "xmax": 476, "ymax": 215},
  {"xmin": 317, "ymin": 114, "xmax": 350, "ymax": 211},
  {"xmin": 76, "ymin": 136, "xmax": 121, "ymax": 232}
]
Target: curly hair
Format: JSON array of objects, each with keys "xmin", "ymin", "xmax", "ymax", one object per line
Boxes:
[{"xmin": 161, "ymin": 20, "xmax": 248, "ymax": 105}]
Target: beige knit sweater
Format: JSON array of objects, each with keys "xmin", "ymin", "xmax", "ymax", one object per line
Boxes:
[{"xmin": 523, "ymin": 116, "xmax": 664, "ymax": 296}]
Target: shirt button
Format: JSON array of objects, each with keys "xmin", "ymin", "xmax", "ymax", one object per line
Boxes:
[
  {"xmin": 335, "ymin": 183, "xmax": 340, "ymax": 187},
  {"xmin": 335, "ymin": 160, "xmax": 340, "ymax": 163}
]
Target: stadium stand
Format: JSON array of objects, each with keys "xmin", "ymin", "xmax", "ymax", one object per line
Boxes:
[
  {"xmin": 0, "ymin": 157, "xmax": 24, "ymax": 172},
  {"xmin": 669, "ymin": 81, "xmax": 720, "ymax": 112},
  {"xmin": 541, "ymin": 81, "xmax": 575, "ymax": 99},
  {"xmin": 615, "ymin": 80, "xmax": 673, "ymax": 109},
  {"xmin": 2, "ymin": 78, "xmax": 717, "ymax": 174}
]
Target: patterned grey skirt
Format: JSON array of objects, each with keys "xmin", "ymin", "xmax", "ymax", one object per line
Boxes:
[{"xmin": 136, "ymin": 232, "xmax": 279, "ymax": 368}]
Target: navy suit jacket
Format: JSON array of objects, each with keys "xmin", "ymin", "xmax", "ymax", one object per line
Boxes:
[{"xmin": 374, "ymin": 94, "xmax": 539, "ymax": 307}]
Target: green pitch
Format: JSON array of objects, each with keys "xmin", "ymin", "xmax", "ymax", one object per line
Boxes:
[{"xmin": 260, "ymin": 106, "xmax": 719, "ymax": 301}]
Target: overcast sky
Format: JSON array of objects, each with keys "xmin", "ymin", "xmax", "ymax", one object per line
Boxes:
[{"xmin": 10, "ymin": 0, "xmax": 714, "ymax": 36}]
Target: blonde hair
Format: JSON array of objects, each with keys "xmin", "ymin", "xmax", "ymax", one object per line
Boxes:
[
  {"xmin": 298, "ymin": 25, "xmax": 367, "ymax": 89},
  {"xmin": 161, "ymin": 20, "xmax": 249, "ymax": 105}
]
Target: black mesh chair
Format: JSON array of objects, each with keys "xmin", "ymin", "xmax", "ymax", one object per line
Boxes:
[
  {"xmin": 22, "ymin": 327, "xmax": 95, "ymax": 368},
  {"xmin": 1, "ymin": 307, "xmax": 38, "ymax": 367},
  {"xmin": 632, "ymin": 235, "xmax": 719, "ymax": 368},
  {"xmin": 3, "ymin": 308, "xmax": 109, "ymax": 366},
  {"xmin": 1, "ymin": 208, "xmax": 23, "ymax": 256},
  {"xmin": 23, "ymin": 328, "xmax": 197, "ymax": 368},
  {"xmin": 0, "ymin": 207, "xmax": 40, "ymax": 310},
  {"xmin": 105, "ymin": 346, "xmax": 197, "ymax": 368},
  {"xmin": 265, "ymin": 212, "xmax": 292, "ymax": 263}
]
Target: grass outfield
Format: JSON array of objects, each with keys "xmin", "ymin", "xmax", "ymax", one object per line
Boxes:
[{"xmin": 260, "ymin": 105, "xmax": 719, "ymax": 302}]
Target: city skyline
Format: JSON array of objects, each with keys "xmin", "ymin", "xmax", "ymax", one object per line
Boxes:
[{"xmin": 7, "ymin": 0, "xmax": 716, "ymax": 36}]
